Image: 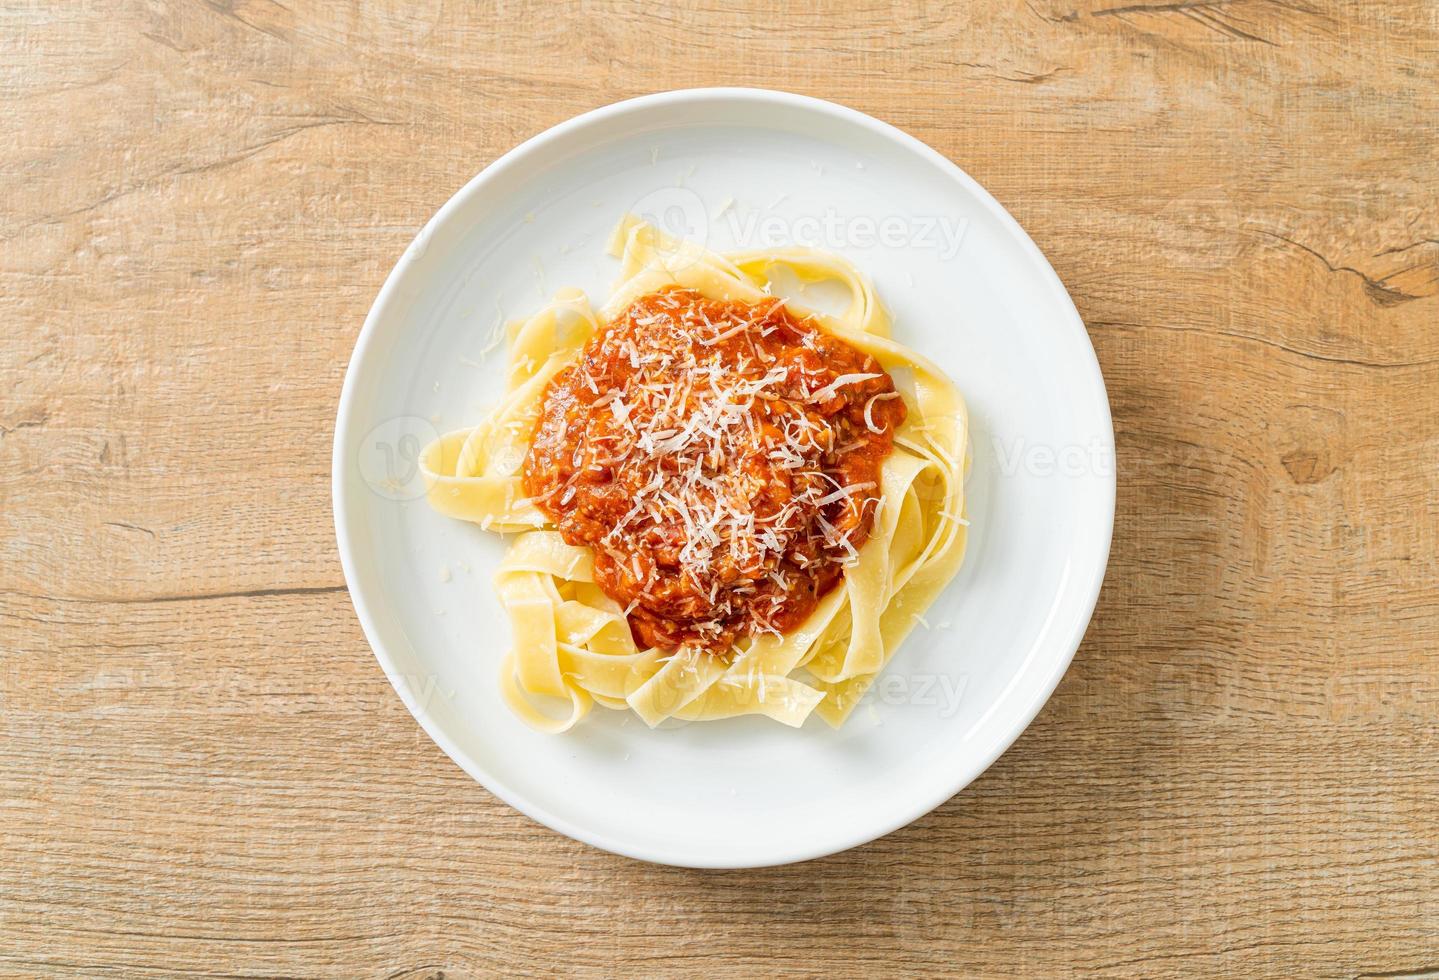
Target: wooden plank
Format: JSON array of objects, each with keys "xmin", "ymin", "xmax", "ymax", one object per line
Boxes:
[{"xmin": 2, "ymin": 1, "xmax": 1436, "ymax": 975}]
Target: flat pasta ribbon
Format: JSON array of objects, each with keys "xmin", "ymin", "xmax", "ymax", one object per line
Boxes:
[{"xmin": 421, "ymin": 218, "xmax": 969, "ymax": 731}]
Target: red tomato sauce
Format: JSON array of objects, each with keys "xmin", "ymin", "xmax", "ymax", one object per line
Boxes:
[{"xmin": 522, "ymin": 287, "xmax": 905, "ymax": 654}]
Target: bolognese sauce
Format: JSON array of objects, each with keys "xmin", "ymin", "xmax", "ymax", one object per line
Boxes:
[{"xmin": 521, "ymin": 286, "xmax": 906, "ymax": 655}]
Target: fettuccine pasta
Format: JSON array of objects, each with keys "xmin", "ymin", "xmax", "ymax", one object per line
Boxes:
[{"xmin": 421, "ymin": 216, "xmax": 968, "ymax": 731}]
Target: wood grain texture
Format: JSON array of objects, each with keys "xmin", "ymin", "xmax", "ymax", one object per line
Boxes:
[{"xmin": 3, "ymin": 1, "xmax": 1437, "ymax": 976}]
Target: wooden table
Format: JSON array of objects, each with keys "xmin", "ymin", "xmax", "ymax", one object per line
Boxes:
[{"xmin": 4, "ymin": 2, "xmax": 1436, "ymax": 976}]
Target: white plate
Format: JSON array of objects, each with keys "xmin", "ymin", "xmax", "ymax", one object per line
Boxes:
[{"xmin": 333, "ymin": 88, "xmax": 1114, "ymax": 868}]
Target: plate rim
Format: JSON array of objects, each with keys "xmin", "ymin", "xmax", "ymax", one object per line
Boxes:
[{"xmin": 332, "ymin": 86, "xmax": 1116, "ymax": 868}]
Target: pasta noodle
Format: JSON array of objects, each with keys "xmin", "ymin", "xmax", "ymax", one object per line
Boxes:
[{"xmin": 421, "ymin": 216, "xmax": 969, "ymax": 731}]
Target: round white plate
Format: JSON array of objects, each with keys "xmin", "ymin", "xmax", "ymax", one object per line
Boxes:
[{"xmin": 333, "ymin": 88, "xmax": 1114, "ymax": 868}]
